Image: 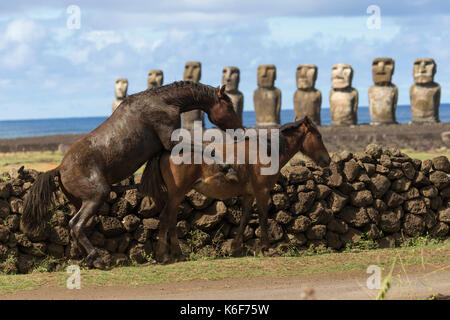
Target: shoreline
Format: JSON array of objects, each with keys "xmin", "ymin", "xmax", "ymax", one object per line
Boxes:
[{"xmin": 0, "ymin": 122, "xmax": 449, "ymax": 153}]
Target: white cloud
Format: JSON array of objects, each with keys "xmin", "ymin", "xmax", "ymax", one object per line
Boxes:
[
  {"xmin": 66, "ymin": 47, "xmax": 90, "ymax": 65},
  {"xmin": 0, "ymin": 18, "xmax": 46, "ymax": 69},
  {"xmin": 109, "ymin": 51, "xmax": 126, "ymax": 67},
  {"xmin": 0, "ymin": 79, "xmax": 11, "ymax": 87},
  {"xmin": 4, "ymin": 18, "xmax": 45, "ymax": 43},
  {"xmin": 0, "ymin": 43, "xmax": 32, "ymax": 69},
  {"xmin": 80, "ymin": 30, "xmax": 122, "ymax": 50},
  {"xmin": 1, "ymin": 2, "xmax": 450, "ymax": 120},
  {"xmin": 151, "ymin": 39, "xmax": 163, "ymax": 51},
  {"xmin": 41, "ymin": 79, "xmax": 58, "ymax": 89}
]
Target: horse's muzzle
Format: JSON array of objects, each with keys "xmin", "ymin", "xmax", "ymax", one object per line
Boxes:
[{"xmin": 318, "ymin": 155, "xmax": 331, "ymax": 168}]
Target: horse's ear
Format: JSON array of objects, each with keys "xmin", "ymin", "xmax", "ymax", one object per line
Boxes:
[{"xmin": 218, "ymin": 84, "xmax": 226, "ymax": 98}]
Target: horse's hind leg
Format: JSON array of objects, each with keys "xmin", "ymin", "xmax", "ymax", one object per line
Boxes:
[
  {"xmin": 70, "ymin": 199, "xmax": 106, "ymax": 269},
  {"xmin": 61, "ymin": 168, "xmax": 109, "ymax": 269},
  {"xmin": 60, "ymin": 183, "xmax": 82, "ymax": 243}
]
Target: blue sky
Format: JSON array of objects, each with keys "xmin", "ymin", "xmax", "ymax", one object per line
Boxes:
[{"xmin": 0, "ymin": 0, "xmax": 450, "ymax": 120}]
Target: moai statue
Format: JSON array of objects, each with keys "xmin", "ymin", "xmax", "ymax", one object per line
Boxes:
[
  {"xmin": 182, "ymin": 61, "xmax": 203, "ymax": 129},
  {"xmin": 112, "ymin": 78, "xmax": 128, "ymax": 113},
  {"xmin": 329, "ymin": 64, "xmax": 358, "ymax": 125},
  {"xmin": 368, "ymin": 58, "xmax": 398, "ymax": 125},
  {"xmin": 253, "ymin": 65, "xmax": 281, "ymax": 127},
  {"xmin": 147, "ymin": 70, "xmax": 163, "ymax": 89},
  {"xmin": 222, "ymin": 66, "xmax": 244, "ymax": 121},
  {"xmin": 410, "ymin": 58, "xmax": 440, "ymax": 123},
  {"xmin": 293, "ymin": 64, "xmax": 321, "ymax": 125}
]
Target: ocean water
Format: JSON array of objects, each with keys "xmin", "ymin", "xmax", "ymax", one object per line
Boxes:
[{"xmin": 0, "ymin": 104, "xmax": 449, "ymax": 139}]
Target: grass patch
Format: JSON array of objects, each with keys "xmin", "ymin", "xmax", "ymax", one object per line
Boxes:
[
  {"xmin": 0, "ymin": 151, "xmax": 62, "ymax": 174},
  {"xmin": 0, "ymin": 151, "xmax": 146, "ymax": 175},
  {"xmin": 0, "ymin": 151, "xmax": 63, "ymax": 167},
  {"xmin": 401, "ymin": 149, "xmax": 450, "ymax": 161},
  {"xmin": 0, "ymin": 240, "xmax": 448, "ymax": 295}
]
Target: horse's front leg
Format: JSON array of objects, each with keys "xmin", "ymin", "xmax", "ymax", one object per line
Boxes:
[
  {"xmin": 155, "ymin": 204, "xmax": 171, "ymax": 264},
  {"xmin": 168, "ymin": 199, "xmax": 186, "ymax": 262},
  {"xmin": 231, "ymin": 194, "xmax": 253, "ymax": 256},
  {"xmin": 255, "ymin": 190, "xmax": 271, "ymax": 254}
]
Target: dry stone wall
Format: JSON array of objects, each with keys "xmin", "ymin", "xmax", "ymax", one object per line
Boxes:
[{"xmin": 0, "ymin": 144, "xmax": 449, "ymax": 274}]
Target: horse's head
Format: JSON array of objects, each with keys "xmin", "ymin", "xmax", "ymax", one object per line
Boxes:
[
  {"xmin": 296, "ymin": 116, "xmax": 331, "ymax": 168},
  {"xmin": 208, "ymin": 85, "xmax": 243, "ymax": 130}
]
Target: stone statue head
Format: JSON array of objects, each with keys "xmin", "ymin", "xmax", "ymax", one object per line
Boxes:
[
  {"xmin": 183, "ymin": 61, "xmax": 201, "ymax": 82},
  {"xmin": 257, "ymin": 64, "xmax": 276, "ymax": 89},
  {"xmin": 222, "ymin": 66, "xmax": 240, "ymax": 91},
  {"xmin": 413, "ymin": 58, "xmax": 436, "ymax": 84},
  {"xmin": 115, "ymin": 78, "xmax": 128, "ymax": 99},
  {"xmin": 296, "ymin": 64, "xmax": 318, "ymax": 89},
  {"xmin": 372, "ymin": 57, "xmax": 395, "ymax": 84},
  {"xmin": 147, "ymin": 70, "xmax": 163, "ymax": 89},
  {"xmin": 331, "ymin": 63, "xmax": 353, "ymax": 89}
]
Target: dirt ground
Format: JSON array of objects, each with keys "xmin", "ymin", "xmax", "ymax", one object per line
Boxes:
[
  {"xmin": 0, "ymin": 122, "xmax": 449, "ymax": 153},
  {"xmin": 1, "ymin": 264, "xmax": 449, "ymax": 300}
]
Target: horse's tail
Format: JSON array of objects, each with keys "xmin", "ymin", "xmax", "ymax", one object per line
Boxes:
[
  {"xmin": 20, "ymin": 167, "xmax": 60, "ymax": 237},
  {"xmin": 140, "ymin": 153, "xmax": 168, "ymax": 212}
]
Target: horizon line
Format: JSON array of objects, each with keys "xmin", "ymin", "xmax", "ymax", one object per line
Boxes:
[{"xmin": 1, "ymin": 103, "xmax": 448, "ymax": 122}]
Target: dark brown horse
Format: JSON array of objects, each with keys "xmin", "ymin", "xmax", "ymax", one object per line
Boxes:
[
  {"xmin": 20, "ymin": 81, "xmax": 243, "ymax": 268},
  {"xmin": 147, "ymin": 116, "xmax": 331, "ymax": 263}
]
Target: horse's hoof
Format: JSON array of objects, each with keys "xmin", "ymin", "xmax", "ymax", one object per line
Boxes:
[
  {"xmin": 230, "ymin": 241, "xmax": 243, "ymax": 257},
  {"xmin": 231, "ymin": 250, "xmax": 242, "ymax": 257},
  {"xmin": 156, "ymin": 253, "xmax": 171, "ymax": 264},
  {"xmin": 261, "ymin": 247, "xmax": 276, "ymax": 257},
  {"xmin": 172, "ymin": 254, "xmax": 186, "ymax": 262},
  {"xmin": 92, "ymin": 257, "xmax": 106, "ymax": 270},
  {"xmin": 170, "ymin": 245, "xmax": 185, "ymax": 262},
  {"xmin": 266, "ymin": 248, "xmax": 278, "ymax": 257},
  {"xmin": 231, "ymin": 246, "xmax": 243, "ymax": 257},
  {"xmin": 85, "ymin": 249, "xmax": 105, "ymax": 269}
]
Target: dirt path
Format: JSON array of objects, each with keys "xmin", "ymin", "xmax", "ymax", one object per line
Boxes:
[{"xmin": 2, "ymin": 265, "xmax": 449, "ymax": 300}]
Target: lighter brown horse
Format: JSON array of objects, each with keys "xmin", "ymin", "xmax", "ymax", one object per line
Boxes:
[
  {"xmin": 148, "ymin": 116, "xmax": 331, "ymax": 263},
  {"xmin": 20, "ymin": 81, "xmax": 243, "ymax": 268}
]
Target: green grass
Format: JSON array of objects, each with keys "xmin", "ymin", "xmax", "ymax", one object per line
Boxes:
[
  {"xmin": 0, "ymin": 151, "xmax": 63, "ymax": 167},
  {"xmin": 0, "ymin": 151, "xmax": 145, "ymax": 175},
  {"xmin": 402, "ymin": 149, "xmax": 450, "ymax": 161},
  {"xmin": 0, "ymin": 239, "xmax": 448, "ymax": 295}
]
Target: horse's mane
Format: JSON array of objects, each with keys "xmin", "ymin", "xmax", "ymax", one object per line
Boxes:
[
  {"xmin": 279, "ymin": 118, "xmax": 319, "ymax": 135},
  {"xmin": 145, "ymin": 81, "xmax": 220, "ymax": 108},
  {"xmin": 279, "ymin": 119, "xmax": 305, "ymax": 133}
]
